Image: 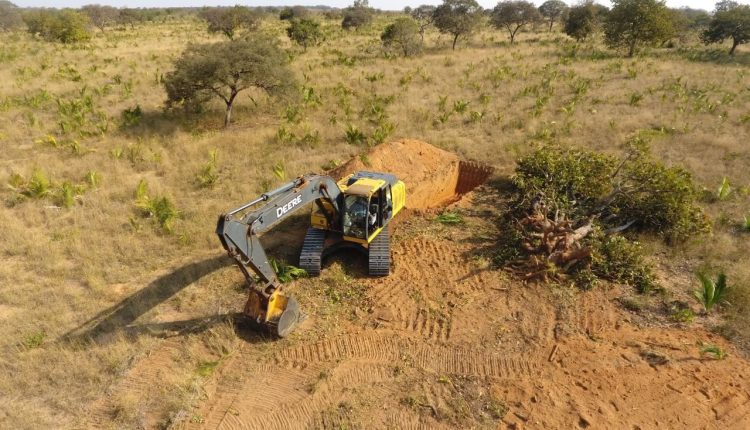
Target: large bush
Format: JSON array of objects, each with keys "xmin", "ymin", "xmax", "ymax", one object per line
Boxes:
[
  {"xmin": 512, "ymin": 143, "xmax": 710, "ymax": 242},
  {"xmin": 381, "ymin": 17, "xmax": 422, "ymax": 56},
  {"xmin": 23, "ymin": 9, "xmax": 91, "ymax": 43}
]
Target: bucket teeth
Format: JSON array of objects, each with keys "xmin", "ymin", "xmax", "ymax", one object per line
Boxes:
[{"xmin": 456, "ymin": 160, "xmax": 495, "ymax": 195}]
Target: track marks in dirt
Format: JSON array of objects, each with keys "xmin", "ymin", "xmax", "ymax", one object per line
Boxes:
[
  {"xmin": 275, "ymin": 332, "xmax": 541, "ymax": 379},
  {"xmin": 570, "ymin": 290, "xmax": 621, "ymax": 337}
]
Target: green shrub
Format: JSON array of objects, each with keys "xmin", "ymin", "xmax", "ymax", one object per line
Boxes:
[
  {"xmin": 591, "ymin": 235, "xmax": 658, "ymax": 293},
  {"xmin": 512, "ymin": 143, "xmax": 710, "ymax": 243},
  {"xmin": 23, "ymin": 9, "xmax": 91, "ymax": 43},
  {"xmin": 716, "ymin": 176, "xmax": 731, "ymax": 200}
]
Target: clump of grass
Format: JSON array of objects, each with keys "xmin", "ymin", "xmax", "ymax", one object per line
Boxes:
[
  {"xmin": 699, "ymin": 342, "xmax": 727, "ymax": 360},
  {"xmin": 436, "ymin": 211, "xmax": 464, "ymax": 225},
  {"xmin": 8, "ymin": 169, "xmax": 87, "ymax": 208},
  {"xmin": 196, "ymin": 149, "xmax": 219, "ymax": 188},
  {"xmin": 743, "ymin": 215, "xmax": 750, "ymax": 232},
  {"xmin": 195, "ymin": 360, "xmax": 220, "ymax": 377},
  {"xmin": 22, "ymin": 330, "xmax": 46, "ymax": 349},
  {"xmin": 134, "ymin": 179, "xmax": 180, "ymax": 234},
  {"xmin": 694, "ymin": 272, "xmax": 729, "ymax": 312},
  {"xmin": 270, "ymin": 258, "xmax": 307, "ymax": 283}
]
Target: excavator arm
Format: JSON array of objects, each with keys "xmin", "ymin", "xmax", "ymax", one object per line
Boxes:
[{"xmin": 216, "ymin": 174, "xmax": 342, "ymax": 337}]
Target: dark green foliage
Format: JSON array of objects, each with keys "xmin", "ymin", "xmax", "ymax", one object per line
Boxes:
[
  {"xmin": 198, "ymin": 6, "xmax": 259, "ymax": 39},
  {"xmin": 287, "ymin": 18, "xmax": 323, "ymax": 51},
  {"xmin": 433, "ymin": 0, "xmax": 483, "ymax": 50},
  {"xmin": 604, "ymin": 0, "xmax": 674, "ymax": 57},
  {"xmin": 279, "ymin": 6, "xmax": 309, "ymax": 21},
  {"xmin": 512, "ymin": 144, "xmax": 709, "ymax": 243},
  {"xmin": 341, "ymin": 3, "xmax": 373, "ymax": 30},
  {"xmin": 381, "ymin": 17, "xmax": 422, "ymax": 57},
  {"xmin": 539, "ymin": 0, "xmax": 568, "ymax": 32},
  {"xmin": 701, "ymin": 1, "xmax": 750, "ymax": 55},
  {"xmin": 512, "ymin": 146, "xmax": 616, "ymax": 217},
  {"xmin": 590, "ymin": 234, "xmax": 657, "ymax": 293},
  {"xmin": 491, "ymin": 1, "xmax": 542, "ymax": 44},
  {"xmin": 23, "ymin": 9, "xmax": 91, "ymax": 43},
  {"xmin": 564, "ymin": 2, "xmax": 598, "ymax": 41},
  {"xmin": 164, "ymin": 36, "xmax": 295, "ymax": 127}
]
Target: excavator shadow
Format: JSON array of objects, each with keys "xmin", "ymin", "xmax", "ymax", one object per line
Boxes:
[{"xmin": 60, "ymin": 255, "xmax": 233, "ymax": 345}]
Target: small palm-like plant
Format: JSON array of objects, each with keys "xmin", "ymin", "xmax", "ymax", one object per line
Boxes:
[
  {"xmin": 717, "ymin": 177, "xmax": 731, "ymax": 200},
  {"xmin": 743, "ymin": 215, "xmax": 750, "ymax": 232},
  {"xmin": 270, "ymin": 258, "xmax": 307, "ymax": 283},
  {"xmin": 694, "ymin": 272, "xmax": 729, "ymax": 312}
]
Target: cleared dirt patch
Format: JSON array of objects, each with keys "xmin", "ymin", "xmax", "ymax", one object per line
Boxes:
[{"xmin": 330, "ymin": 139, "xmax": 493, "ymax": 210}]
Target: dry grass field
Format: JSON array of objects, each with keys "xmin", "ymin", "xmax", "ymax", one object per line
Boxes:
[{"xmin": 1, "ymin": 10, "xmax": 750, "ymax": 429}]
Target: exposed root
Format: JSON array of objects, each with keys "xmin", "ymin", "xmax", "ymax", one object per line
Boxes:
[{"xmin": 508, "ymin": 197, "xmax": 594, "ymax": 282}]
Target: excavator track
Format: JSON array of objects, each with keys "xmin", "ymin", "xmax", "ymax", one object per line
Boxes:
[
  {"xmin": 368, "ymin": 227, "xmax": 390, "ymax": 276},
  {"xmin": 300, "ymin": 228, "xmax": 326, "ymax": 276}
]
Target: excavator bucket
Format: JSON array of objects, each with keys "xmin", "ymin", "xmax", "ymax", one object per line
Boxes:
[{"xmin": 243, "ymin": 289, "xmax": 301, "ymax": 338}]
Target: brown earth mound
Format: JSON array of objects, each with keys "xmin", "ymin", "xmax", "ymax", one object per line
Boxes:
[{"xmin": 330, "ymin": 139, "xmax": 493, "ymax": 210}]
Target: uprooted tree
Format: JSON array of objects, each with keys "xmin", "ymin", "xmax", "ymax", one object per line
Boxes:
[
  {"xmin": 496, "ymin": 141, "xmax": 710, "ymax": 291},
  {"xmin": 164, "ymin": 36, "xmax": 295, "ymax": 127}
]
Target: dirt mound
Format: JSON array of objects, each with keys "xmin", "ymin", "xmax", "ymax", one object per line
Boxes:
[{"xmin": 330, "ymin": 139, "xmax": 493, "ymax": 210}]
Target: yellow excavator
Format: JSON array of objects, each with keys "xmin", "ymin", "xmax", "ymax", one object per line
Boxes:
[{"xmin": 216, "ymin": 171, "xmax": 405, "ymax": 337}]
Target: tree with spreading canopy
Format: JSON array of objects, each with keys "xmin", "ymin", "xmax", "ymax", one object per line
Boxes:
[
  {"xmin": 432, "ymin": 0, "xmax": 483, "ymax": 50},
  {"xmin": 81, "ymin": 4, "xmax": 118, "ymax": 33},
  {"xmin": 702, "ymin": 1, "xmax": 750, "ymax": 55},
  {"xmin": 198, "ymin": 6, "xmax": 259, "ymax": 39},
  {"xmin": 539, "ymin": 0, "xmax": 568, "ymax": 32},
  {"xmin": 342, "ymin": 0, "xmax": 373, "ymax": 30},
  {"xmin": 287, "ymin": 18, "xmax": 323, "ymax": 51},
  {"xmin": 411, "ymin": 4, "xmax": 437, "ymax": 42},
  {"xmin": 491, "ymin": 1, "xmax": 542, "ymax": 44},
  {"xmin": 164, "ymin": 36, "xmax": 295, "ymax": 128},
  {"xmin": 381, "ymin": 17, "xmax": 422, "ymax": 56},
  {"xmin": 604, "ymin": 0, "xmax": 674, "ymax": 57}
]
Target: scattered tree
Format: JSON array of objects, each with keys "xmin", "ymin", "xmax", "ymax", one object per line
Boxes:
[
  {"xmin": 81, "ymin": 4, "xmax": 118, "ymax": 33},
  {"xmin": 117, "ymin": 8, "xmax": 143, "ymax": 29},
  {"xmin": 287, "ymin": 18, "xmax": 323, "ymax": 51},
  {"xmin": 279, "ymin": 6, "xmax": 309, "ymax": 21},
  {"xmin": 411, "ymin": 4, "xmax": 437, "ymax": 41},
  {"xmin": 199, "ymin": 6, "xmax": 259, "ymax": 39},
  {"xmin": 702, "ymin": 1, "xmax": 750, "ymax": 55},
  {"xmin": 0, "ymin": 1, "xmax": 23, "ymax": 31},
  {"xmin": 564, "ymin": 2, "xmax": 596, "ymax": 41},
  {"xmin": 164, "ymin": 36, "xmax": 295, "ymax": 127},
  {"xmin": 432, "ymin": 0, "xmax": 483, "ymax": 50},
  {"xmin": 381, "ymin": 17, "xmax": 422, "ymax": 56},
  {"xmin": 491, "ymin": 1, "xmax": 541, "ymax": 44},
  {"xmin": 23, "ymin": 9, "xmax": 91, "ymax": 43},
  {"xmin": 539, "ymin": 0, "xmax": 568, "ymax": 31},
  {"xmin": 342, "ymin": 0, "xmax": 373, "ymax": 30},
  {"xmin": 604, "ymin": 0, "xmax": 674, "ymax": 57}
]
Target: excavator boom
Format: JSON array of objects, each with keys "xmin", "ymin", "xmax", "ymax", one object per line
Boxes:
[{"xmin": 216, "ymin": 174, "xmax": 343, "ymax": 336}]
